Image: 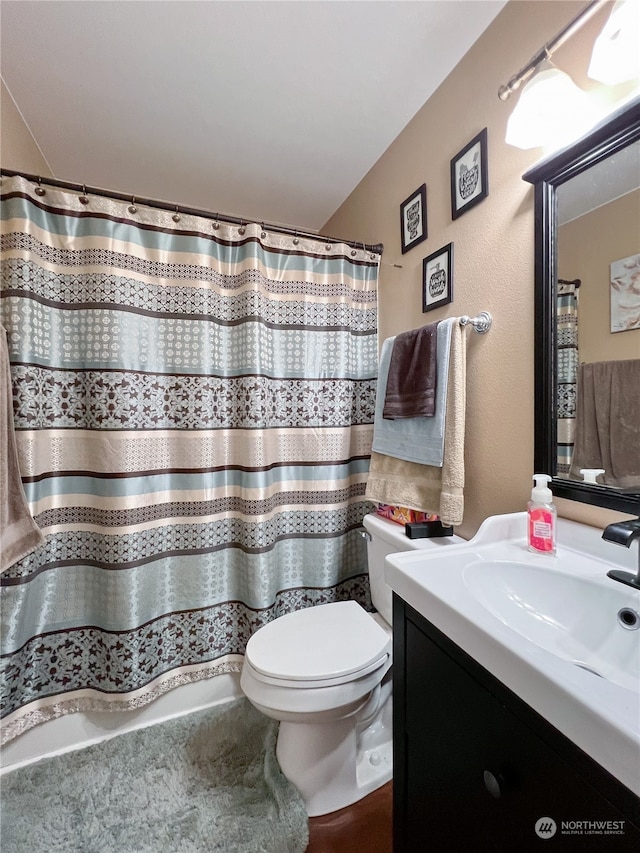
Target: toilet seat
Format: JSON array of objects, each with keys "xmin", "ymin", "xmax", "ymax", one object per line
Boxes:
[{"xmin": 245, "ymin": 601, "xmax": 391, "ymax": 689}]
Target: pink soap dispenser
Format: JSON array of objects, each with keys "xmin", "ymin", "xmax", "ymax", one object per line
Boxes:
[{"xmin": 527, "ymin": 474, "xmax": 556, "ymax": 555}]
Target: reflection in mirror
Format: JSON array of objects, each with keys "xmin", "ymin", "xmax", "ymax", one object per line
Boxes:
[
  {"xmin": 524, "ymin": 97, "xmax": 640, "ymax": 515},
  {"xmin": 557, "ymin": 140, "xmax": 640, "ymax": 490}
]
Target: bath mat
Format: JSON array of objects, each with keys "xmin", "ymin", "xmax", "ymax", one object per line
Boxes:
[{"xmin": 1, "ymin": 698, "xmax": 308, "ymax": 853}]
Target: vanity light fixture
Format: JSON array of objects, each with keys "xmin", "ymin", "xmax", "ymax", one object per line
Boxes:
[
  {"xmin": 588, "ymin": 0, "xmax": 640, "ymax": 86},
  {"xmin": 500, "ymin": 0, "xmax": 617, "ymax": 151},
  {"xmin": 505, "ymin": 60, "xmax": 603, "ymax": 150}
]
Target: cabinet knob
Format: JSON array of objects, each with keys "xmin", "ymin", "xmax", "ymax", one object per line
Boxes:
[{"xmin": 483, "ymin": 770, "xmax": 503, "ymax": 799}]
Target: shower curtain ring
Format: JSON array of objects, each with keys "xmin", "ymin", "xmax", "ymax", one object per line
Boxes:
[
  {"xmin": 172, "ymin": 206, "xmax": 181, "ymax": 223},
  {"xmin": 292, "ymin": 230, "xmax": 300, "ymax": 246},
  {"xmin": 128, "ymin": 197, "xmax": 137, "ymax": 214},
  {"xmin": 35, "ymin": 178, "xmax": 46, "ymax": 196},
  {"xmin": 79, "ymin": 185, "xmax": 89, "ymax": 205},
  {"xmin": 260, "ymin": 223, "xmax": 267, "ymax": 239},
  {"xmin": 212, "ymin": 214, "xmax": 220, "ymax": 230},
  {"xmin": 238, "ymin": 220, "xmax": 246, "ymax": 236}
]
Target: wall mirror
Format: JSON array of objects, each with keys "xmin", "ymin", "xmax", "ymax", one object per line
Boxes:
[{"xmin": 524, "ymin": 97, "xmax": 640, "ymax": 515}]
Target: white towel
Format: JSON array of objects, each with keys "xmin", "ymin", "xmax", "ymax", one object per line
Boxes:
[
  {"xmin": 372, "ymin": 318, "xmax": 454, "ymax": 466},
  {"xmin": 1, "ymin": 326, "xmax": 44, "ymax": 573}
]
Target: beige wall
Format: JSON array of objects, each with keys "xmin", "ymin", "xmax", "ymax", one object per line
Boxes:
[
  {"xmin": 559, "ymin": 190, "xmax": 640, "ymax": 363},
  {"xmin": 1, "ymin": 78, "xmax": 52, "ymax": 176},
  {"xmin": 323, "ymin": 1, "xmax": 634, "ymax": 537}
]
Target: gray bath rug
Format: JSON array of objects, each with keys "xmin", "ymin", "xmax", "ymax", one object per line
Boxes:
[{"xmin": 1, "ymin": 698, "xmax": 308, "ymax": 853}]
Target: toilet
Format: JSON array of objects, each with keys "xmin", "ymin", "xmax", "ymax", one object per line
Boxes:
[{"xmin": 240, "ymin": 512, "xmax": 463, "ymax": 815}]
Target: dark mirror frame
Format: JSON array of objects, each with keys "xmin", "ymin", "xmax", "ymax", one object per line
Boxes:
[{"xmin": 523, "ymin": 97, "xmax": 640, "ymax": 516}]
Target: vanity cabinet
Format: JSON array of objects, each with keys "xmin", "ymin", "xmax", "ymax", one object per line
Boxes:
[{"xmin": 393, "ymin": 596, "xmax": 640, "ymax": 852}]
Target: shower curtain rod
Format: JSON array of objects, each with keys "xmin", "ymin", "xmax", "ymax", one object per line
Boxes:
[{"xmin": 0, "ymin": 168, "xmax": 384, "ymax": 257}]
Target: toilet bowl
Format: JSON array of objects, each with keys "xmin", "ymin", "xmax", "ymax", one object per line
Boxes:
[{"xmin": 240, "ymin": 512, "xmax": 463, "ymax": 816}]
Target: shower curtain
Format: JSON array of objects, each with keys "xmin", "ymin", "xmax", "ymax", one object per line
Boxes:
[
  {"xmin": 556, "ymin": 280, "xmax": 579, "ymax": 477},
  {"xmin": 0, "ymin": 175, "xmax": 379, "ymax": 743}
]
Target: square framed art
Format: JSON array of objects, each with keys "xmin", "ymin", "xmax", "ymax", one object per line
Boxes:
[
  {"xmin": 610, "ymin": 253, "xmax": 640, "ymax": 332},
  {"xmin": 423, "ymin": 243, "xmax": 453, "ymax": 313},
  {"xmin": 450, "ymin": 128, "xmax": 488, "ymax": 220},
  {"xmin": 400, "ymin": 183, "xmax": 427, "ymax": 253}
]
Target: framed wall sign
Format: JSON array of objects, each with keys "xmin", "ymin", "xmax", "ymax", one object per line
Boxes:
[
  {"xmin": 422, "ymin": 242, "xmax": 453, "ymax": 313},
  {"xmin": 450, "ymin": 128, "xmax": 488, "ymax": 220},
  {"xmin": 400, "ymin": 183, "xmax": 427, "ymax": 253}
]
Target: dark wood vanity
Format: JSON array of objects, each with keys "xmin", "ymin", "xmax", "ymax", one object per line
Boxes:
[{"xmin": 392, "ymin": 595, "xmax": 640, "ymax": 851}]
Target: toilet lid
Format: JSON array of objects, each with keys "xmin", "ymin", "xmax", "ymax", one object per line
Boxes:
[{"xmin": 245, "ymin": 600, "xmax": 391, "ymax": 684}]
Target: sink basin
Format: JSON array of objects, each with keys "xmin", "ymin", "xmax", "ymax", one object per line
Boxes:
[{"xmin": 463, "ymin": 560, "xmax": 640, "ymax": 691}]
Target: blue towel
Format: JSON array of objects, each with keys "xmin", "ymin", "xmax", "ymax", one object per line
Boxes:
[{"xmin": 372, "ymin": 318, "xmax": 455, "ymax": 466}]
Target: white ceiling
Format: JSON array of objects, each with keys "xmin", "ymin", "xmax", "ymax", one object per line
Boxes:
[{"xmin": 1, "ymin": 1, "xmax": 507, "ymax": 232}]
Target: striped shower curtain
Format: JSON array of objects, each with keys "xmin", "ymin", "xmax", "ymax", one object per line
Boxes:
[
  {"xmin": 0, "ymin": 175, "xmax": 379, "ymax": 743},
  {"xmin": 556, "ymin": 280, "xmax": 579, "ymax": 477}
]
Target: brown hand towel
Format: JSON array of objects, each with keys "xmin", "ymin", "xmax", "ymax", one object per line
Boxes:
[
  {"xmin": 383, "ymin": 323, "xmax": 438, "ymax": 419},
  {"xmin": 1, "ymin": 326, "xmax": 44, "ymax": 573}
]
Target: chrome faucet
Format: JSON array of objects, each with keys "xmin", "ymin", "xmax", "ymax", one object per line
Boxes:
[{"xmin": 603, "ymin": 518, "xmax": 640, "ymax": 589}]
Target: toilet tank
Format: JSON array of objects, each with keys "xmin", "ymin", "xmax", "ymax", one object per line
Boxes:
[{"xmin": 362, "ymin": 512, "xmax": 464, "ymax": 625}]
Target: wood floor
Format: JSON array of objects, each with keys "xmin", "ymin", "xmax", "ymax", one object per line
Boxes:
[{"xmin": 305, "ymin": 781, "xmax": 393, "ymax": 853}]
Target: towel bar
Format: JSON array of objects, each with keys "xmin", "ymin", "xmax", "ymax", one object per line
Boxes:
[{"xmin": 459, "ymin": 312, "xmax": 492, "ymax": 334}]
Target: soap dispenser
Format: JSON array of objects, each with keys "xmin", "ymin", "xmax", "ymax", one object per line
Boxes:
[{"xmin": 527, "ymin": 474, "xmax": 556, "ymax": 555}]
